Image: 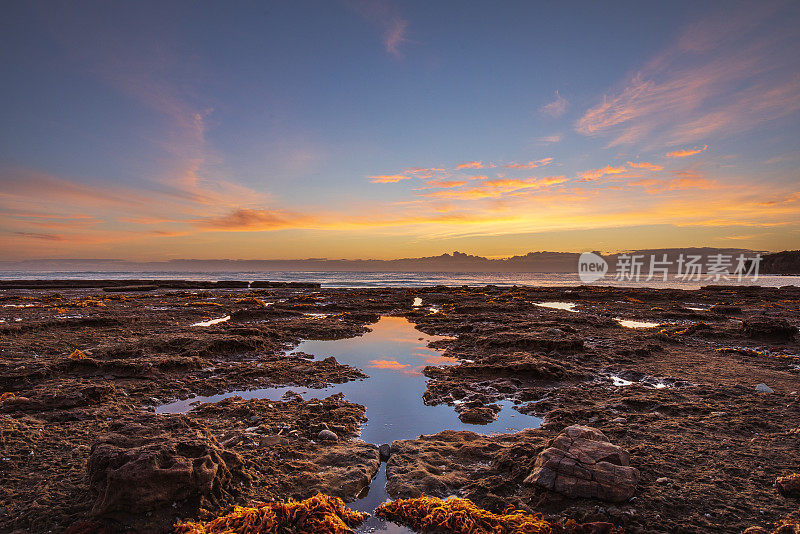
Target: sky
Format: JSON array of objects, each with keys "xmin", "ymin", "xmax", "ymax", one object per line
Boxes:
[{"xmin": 1, "ymin": 0, "xmax": 799, "ymax": 260}]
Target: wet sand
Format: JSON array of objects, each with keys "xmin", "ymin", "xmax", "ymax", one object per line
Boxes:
[{"xmin": 0, "ymin": 282, "xmax": 798, "ymax": 532}]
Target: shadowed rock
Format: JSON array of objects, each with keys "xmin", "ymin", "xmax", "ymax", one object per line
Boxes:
[
  {"xmin": 87, "ymin": 421, "xmax": 250, "ymax": 530},
  {"xmin": 743, "ymin": 316, "xmax": 798, "ymax": 341}
]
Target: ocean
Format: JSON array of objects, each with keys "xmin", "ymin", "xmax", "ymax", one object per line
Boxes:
[{"xmin": 0, "ymin": 270, "xmax": 797, "ymax": 289}]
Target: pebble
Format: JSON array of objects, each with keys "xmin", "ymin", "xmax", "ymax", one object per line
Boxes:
[
  {"xmin": 656, "ymin": 477, "xmax": 670, "ymax": 484},
  {"xmin": 318, "ymin": 429, "xmax": 338, "ymax": 441},
  {"xmin": 755, "ymin": 383, "xmax": 774, "ymax": 393}
]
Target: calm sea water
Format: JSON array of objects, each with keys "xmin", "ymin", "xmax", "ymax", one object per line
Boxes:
[{"xmin": 0, "ymin": 270, "xmax": 797, "ymax": 289}]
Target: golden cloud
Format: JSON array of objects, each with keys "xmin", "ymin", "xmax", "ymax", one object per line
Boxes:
[
  {"xmin": 369, "ymin": 174, "xmax": 411, "ymax": 183},
  {"xmin": 665, "ymin": 145, "xmax": 708, "ymax": 158}
]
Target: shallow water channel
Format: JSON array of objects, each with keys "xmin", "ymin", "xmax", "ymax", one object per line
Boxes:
[{"xmin": 158, "ymin": 316, "xmax": 542, "ymax": 532}]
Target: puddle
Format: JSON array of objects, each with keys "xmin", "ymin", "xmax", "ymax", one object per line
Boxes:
[
  {"xmin": 191, "ymin": 315, "xmax": 231, "ymax": 327},
  {"xmin": 609, "ymin": 375, "xmax": 635, "ymax": 386},
  {"xmin": 615, "ymin": 318, "xmax": 661, "ymax": 328},
  {"xmin": 604, "ymin": 372, "xmax": 690, "ymax": 389},
  {"xmin": 534, "ymin": 301, "xmax": 578, "ymax": 312},
  {"xmin": 158, "ymin": 316, "xmax": 541, "ymax": 530}
]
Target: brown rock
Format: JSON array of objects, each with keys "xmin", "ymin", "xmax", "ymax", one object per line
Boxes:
[
  {"xmin": 742, "ymin": 316, "xmax": 798, "ymax": 341},
  {"xmin": 524, "ymin": 425, "xmax": 639, "ymax": 502},
  {"xmin": 87, "ymin": 421, "xmax": 249, "ymax": 530},
  {"xmin": 776, "ymin": 473, "xmax": 800, "ymax": 497},
  {"xmin": 458, "ymin": 405, "xmax": 498, "ymax": 424}
]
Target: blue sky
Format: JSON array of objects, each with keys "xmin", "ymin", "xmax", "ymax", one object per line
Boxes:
[{"xmin": 1, "ymin": 0, "xmax": 798, "ymax": 259}]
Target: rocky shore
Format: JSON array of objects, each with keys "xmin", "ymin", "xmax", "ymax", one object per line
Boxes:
[{"xmin": 1, "ymin": 282, "xmax": 798, "ymax": 533}]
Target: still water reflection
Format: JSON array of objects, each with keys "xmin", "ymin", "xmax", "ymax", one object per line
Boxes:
[{"xmin": 158, "ymin": 317, "xmax": 542, "ymax": 532}]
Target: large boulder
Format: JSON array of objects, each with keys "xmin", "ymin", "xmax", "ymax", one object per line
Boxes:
[
  {"xmin": 87, "ymin": 419, "xmax": 250, "ymax": 530},
  {"xmin": 524, "ymin": 425, "xmax": 639, "ymax": 502}
]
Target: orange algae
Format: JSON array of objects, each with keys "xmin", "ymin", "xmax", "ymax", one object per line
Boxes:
[
  {"xmin": 68, "ymin": 349, "xmax": 88, "ymax": 359},
  {"xmin": 173, "ymin": 493, "xmax": 368, "ymax": 534},
  {"xmin": 375, "ymin": 496, "xmax": 554, "ymax": 534},
  {"xmin": 0, "ymin": 392, "xmax": 15, "ymax": 401}
]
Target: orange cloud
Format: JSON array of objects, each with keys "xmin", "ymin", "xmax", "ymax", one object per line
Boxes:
[
  {"xmin": 665, "ymin": 145, "xmax": 708, "ymax": 158},
  {"xmin": 504, "ymin": 158, "xmax": 554, "ymax": 169},
  {"xmin": 419, "ymin": 180, "xmax": 468, "ymax": 189},
  {"xmin": 576, "ymin": 165, "xmax": 627, "ymax": 181},
  {"xmin": 403, "ymin": 167, "xmax": 445, "ymax": 179},
  {"xmin": 197, "ymin": 208, "xmax": 315, "ymax": 231},
  {"xmin": 627, "ymin": 161, "xmax": 664, "ymax": 171},
  {"xmin": 369, "ymin": 174, "xmax": 410, "ymax": 183},
  {"xmin": 420, "ymin": 176, "xmax": 568, "ymax": 200},
  {"xmin": 455, "ymin": 161, "xmax": 485, "ymax": 170},
  {"xmin": 629, "ymin": 173, "xmax": 717, "ymax": 193}
]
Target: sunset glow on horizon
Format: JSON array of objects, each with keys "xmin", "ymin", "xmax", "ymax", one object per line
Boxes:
[{"xmin": 1, "ymin": 1, "xmax": 799, "ymax": 260}]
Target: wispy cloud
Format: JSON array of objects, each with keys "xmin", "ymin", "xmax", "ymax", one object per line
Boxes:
[
  {"xmin": 536, "ymin": 134, "xmax": 562, "ymax": 144},
  {"xmin": 14, "ymin": 232, "xmax": 65, "ymax": 241},
  {"xmin": 665, "ymin": 145, "xmax": 708, "ymax": 158},
  {"xmin": 197, "ymin": 208, "xmax": 316, "ymax": 231},
  {"xmin": 369, "ymin": 174, "xmax": 411, "ymax": 183},
  {"xmin": 629, "ymin": 174, "xmax": 717, "ymax": 193},
  {"xmin": 576, "ymin": 165, "xmax": 627, "ymax": 182},
  {"xmin": 627, "ymin": 161, "xmax": 664, "ymax": 171},
  {"xmin": 416, "ymin": 180, "xmax": 468, "ymax": 190},
  {"xmin": 455, "ymin": 161, "xmax": 486, "ymax": 170},
  {"xmin": 575, "ymin": 4, "xmax": 800, "ymax": 147},
  {"xmin": 504, "ymin": 158, "xmax": 554, "ymax": 169},
  {"xmin": 346, "ymin": 0, "xmax": 409, "ymax": 58},
  {"xmin": 419, "ymin": 176, "xmax": 568, "ymax": 200},
  {"xmin": 540, "ymin": 91, "xmax": 568, "ymax": 118}
]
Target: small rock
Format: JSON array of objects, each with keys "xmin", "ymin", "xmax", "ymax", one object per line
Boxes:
[
  {"xmin": 755, "ymin": 383, "xmax": 774, "ymax": 393},
  {"xmin": 379, "ymin": 443, "xmax": 391, "ymax": 462},
  {"xmin": 611, "ymin": 417, "xmax": 627, "ymax": 424},
  {"xmin": 318, "ymin": 429, "xmax": 338, "ymax": 441},
  {"xmin": 259, "ymin": 435, "xmax": 289, "ymax": 447},
  {"xmin": 656, "ymin": 477, "xmax": 670, "ymax": 484},
  {"xmin": 458, "ymin": 406, "xmax": 498, "ymax": 424}
]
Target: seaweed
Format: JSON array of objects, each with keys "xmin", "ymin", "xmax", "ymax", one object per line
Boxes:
[
  {"xmin": 173, "ymin": 493, "xmax": 368, "ymax": 534},
  {"xmin": 375, "ymin": 496, "xmax": 625, "ymax": 534},
  {"xmin": 375, "ymin": 496, "xmax": 552, "ymax": 534}
]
